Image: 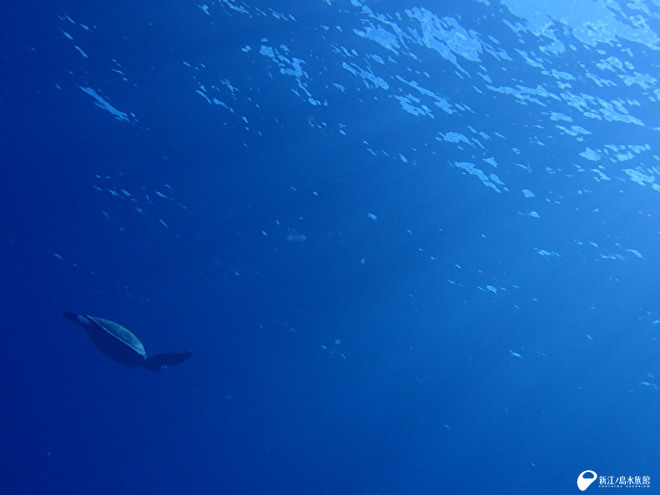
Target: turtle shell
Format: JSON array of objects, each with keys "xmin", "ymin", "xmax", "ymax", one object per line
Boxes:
[{"xmin": 78, "ymin": 314, "xmax": 147, "ymax": 365}]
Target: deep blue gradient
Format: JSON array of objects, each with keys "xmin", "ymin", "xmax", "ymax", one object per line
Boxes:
[{"xmin": 1, "ymin": 0, "xmax": 659, "ymax": 493}]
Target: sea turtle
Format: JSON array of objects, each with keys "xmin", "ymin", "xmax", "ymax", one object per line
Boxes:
[{"xmin": 63, "ymin": 312, "xmax": 192, "ymax": 371}]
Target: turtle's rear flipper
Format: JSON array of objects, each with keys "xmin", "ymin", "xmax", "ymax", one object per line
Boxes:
[{"xmin": 145, "ymin": 352, "xmax": 193, "ymax": 372}]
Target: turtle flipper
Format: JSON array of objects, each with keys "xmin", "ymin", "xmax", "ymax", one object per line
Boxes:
[
  {"xmin": 144, "ymin": 351, "xmax": 193, "ymax": 371},
  {"xmin": 63, "ymin": 312, "xmax": 84, "ymax": 323}
]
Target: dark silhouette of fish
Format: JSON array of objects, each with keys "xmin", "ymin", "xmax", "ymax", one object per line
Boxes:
[{"xmin": 63, "ymin": 312, "xmax": 192, "ymax": 372}]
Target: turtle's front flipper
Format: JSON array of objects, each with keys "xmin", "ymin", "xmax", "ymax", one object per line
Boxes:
[
  {"xmin": 145, "ymin": 351, "xmax": 193, "ymax": 372},
  {"xmin": 63, "ymin": 312, "xmax": 85, "ymax": 324}
]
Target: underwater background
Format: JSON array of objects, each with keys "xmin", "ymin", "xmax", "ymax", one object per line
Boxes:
[{"xmin": 1, "ymin": 0, "xmax": 658, "ymax": 493}]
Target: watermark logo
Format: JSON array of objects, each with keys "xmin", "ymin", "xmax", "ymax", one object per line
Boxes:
[
  {"xmin": 578, "ymin": 471, "xmax": 597, "ymax": 491},
  {"xmin": 599, "ymin": 475, "xmax": 651, "ymax": 489},
  {"xmin": 578, "ymin": 471, "xmax": 651, "ymax": 490}
]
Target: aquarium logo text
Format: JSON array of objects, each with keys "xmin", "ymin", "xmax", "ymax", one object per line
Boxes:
[{"xmin": 577, "ymin": 470, "xmax": 651, "ymax": 490}]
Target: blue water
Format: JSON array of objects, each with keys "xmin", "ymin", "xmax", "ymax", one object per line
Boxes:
[{"xmin": 1, "ymin": 0, "xmax": 658, "ymax": 493}]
